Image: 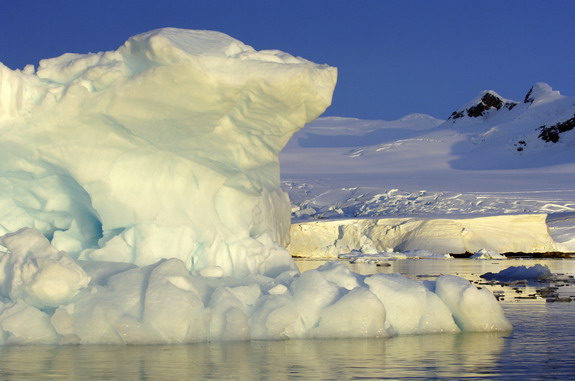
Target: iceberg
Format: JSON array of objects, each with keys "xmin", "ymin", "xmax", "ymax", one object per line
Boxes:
[
  {"xmin": 0, "ymin": 28, "xmax": 336, "ymax": 277},
  {"xmin": 481, "ymin": 264, "xmax": 553, "ymax": 281},
  {"xmin": 0, "ymin": 29, "xmax": 512, "ymax": 344}
]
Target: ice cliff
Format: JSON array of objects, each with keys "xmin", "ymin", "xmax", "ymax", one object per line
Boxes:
[
  {"xmin": 0, "ymin": 28, "xmax": 336, "ymax": 277},
  {"xmin": 288, "ymin": 214, "xmax": 557, "ymax": 258}
]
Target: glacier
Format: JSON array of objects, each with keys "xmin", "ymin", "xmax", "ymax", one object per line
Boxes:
[
  {"xmin": 0, "ymin": 28, "xmax": 512, "ymax": 344},
  {"xmin": 288, "ymin": 214, "xmax": 557, "ymax": 259}
]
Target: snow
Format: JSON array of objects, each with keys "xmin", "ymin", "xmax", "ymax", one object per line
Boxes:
[
  {"xmin": 281, "ymin": 82, "xmax": 575, "ymax": 254},
  {"xmin": 0, "ymin": 28, "xmax": 519, "ymax": 344},
  {"xmin": 524, "ymin": 82, "xmax": 564, "ymax": 105},
  {"xmin": 281, "ymin": 80, "xmax": 575, "ymax": 197}
]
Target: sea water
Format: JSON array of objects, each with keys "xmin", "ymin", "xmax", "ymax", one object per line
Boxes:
[{"xmin": 0, "ymin": 259, "xmax": 574, "ymax": 380}]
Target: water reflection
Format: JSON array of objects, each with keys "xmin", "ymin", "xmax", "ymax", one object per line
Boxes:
[
  {"xmin": 298, "ymin": 258, "xmax": 575, "ymax": 279},
  {"xmin": 0, "ymin": 331, "xmax": 508, "ymax": 380}
]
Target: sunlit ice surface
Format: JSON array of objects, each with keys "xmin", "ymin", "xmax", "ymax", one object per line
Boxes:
[{"xmin": 0, "ymin": 28, "xmax": 512, "ymax": 344}]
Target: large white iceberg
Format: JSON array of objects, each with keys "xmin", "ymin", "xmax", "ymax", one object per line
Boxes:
[
  {"xmin": 0, "ymin": 29, "xmax": 512, "ymax": 344},
  {"xmin": 0, "ymin": 28, "xmax": 336, "ymax": 277}
]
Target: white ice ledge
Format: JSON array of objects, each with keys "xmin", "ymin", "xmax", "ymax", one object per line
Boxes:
[{"xmin": 288, "ymin": 214, "xmax": 557, "ymax": 258}]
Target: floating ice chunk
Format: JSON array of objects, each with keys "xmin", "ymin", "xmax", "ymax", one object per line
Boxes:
[
  {"xmin": 0, "ymin": 28, "xmax": 516, "ymax": 345},
  {"xmin": 480, "ymin": 264, "xmax": 552, "ymax": 281},
  {"xmin": 470, "ymin": 249, "xmax": 506, "ymax": 260}
]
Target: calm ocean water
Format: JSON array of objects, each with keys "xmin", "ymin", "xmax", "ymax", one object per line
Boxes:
[{"xmin": 1, "ymin": 259, "xmax": 574, "ymax": 380}]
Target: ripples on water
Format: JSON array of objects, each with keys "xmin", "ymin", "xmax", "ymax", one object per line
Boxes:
[{"xmin": 1, "ymin": 259, "xmax": 574, "ymax": 380}]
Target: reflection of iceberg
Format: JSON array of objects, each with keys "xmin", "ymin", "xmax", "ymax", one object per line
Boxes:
[
  {"xmin": 0, "ymin": 29, "xmax": 511, "ymax": 344},
  {"xmin": 0, "ymin": 332, "xmax": 508, "ymax": 378}
]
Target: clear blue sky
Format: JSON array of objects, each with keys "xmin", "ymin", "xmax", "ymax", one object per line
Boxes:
[{"xmin": 1, "ymin": 0, "xmax": 574, "ymax": 120}]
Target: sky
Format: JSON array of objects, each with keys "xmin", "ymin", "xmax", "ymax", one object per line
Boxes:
[{"xmin": 1, "ymin": 0, "xmax": 574, "ymax": 121}]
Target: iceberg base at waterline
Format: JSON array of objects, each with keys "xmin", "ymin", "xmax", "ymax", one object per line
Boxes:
[{"xmin": 0, "ymin": 228, "xmax": 511, "ymax": 345}]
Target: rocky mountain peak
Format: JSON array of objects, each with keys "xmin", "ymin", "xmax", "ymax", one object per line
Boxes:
[{"xmin": 448, "ymin": 91, "xmax": 518, "ymax": 121}]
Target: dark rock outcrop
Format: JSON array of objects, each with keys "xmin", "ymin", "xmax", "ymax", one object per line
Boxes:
[
  {"xmin": 514, "ymin": 140, "xmax": 527, "ymax": 151},
  {"xmin": 467, "ymin": 93, "xmax": 504, "ymax": 117},
  {"xmin": 538, "ymin": 115, "xmax": 575, "ymax": 143},
  {"xmin": 449, "ymin": 92, "xmax": 518, "ymax": 120},
  {"xmin": 524, "ymin": 87, "xmax": 535, "ymax": 103}
]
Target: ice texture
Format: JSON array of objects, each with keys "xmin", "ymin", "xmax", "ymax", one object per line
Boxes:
[
  {"xmin": 0, "ymin": 28, "xmax": 336, "ymax": 277},
  {"xmin": 0, "ymin": 228, "xmax": 90, "ymax": 309},
  {"xmin": 0, "ymin": 29, "xmax": 513, "ymax": 344},
  {"xmin": 470, "ymin": 249, "xmax": 506, "ymax": 260},
  {"xmin": 0, "ymin": 233, "xmax": 511, "ymax": 344}
]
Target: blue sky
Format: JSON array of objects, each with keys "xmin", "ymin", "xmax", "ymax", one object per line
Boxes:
[{"xmin": 1, "ymin": 0, "xmax": 574, "ymax": 120}]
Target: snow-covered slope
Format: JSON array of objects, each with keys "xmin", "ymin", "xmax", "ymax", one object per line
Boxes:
[
  {"xmin": 282, "ymin": 83, "xmax": 575, "ymax": 215},
  {"xmin": 282, "ymin": 83, "xmax": 575, "ymax": 252},
  {"xmin": 446, "ymin": 82, "xmax": 575, "ymax": 170}
]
